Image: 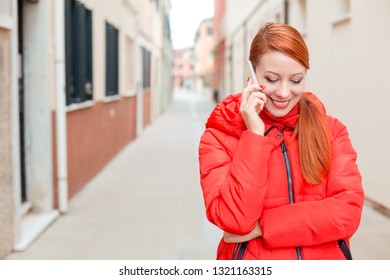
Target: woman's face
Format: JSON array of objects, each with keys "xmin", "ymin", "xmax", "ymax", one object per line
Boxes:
[{"xmin": 255, "ymin": 51, "xmax": 306, "ymax": 117}]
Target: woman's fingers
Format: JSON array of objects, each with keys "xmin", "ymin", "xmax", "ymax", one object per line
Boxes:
[
  {"xmin": 244, "ymin": 91, "xmax": 267, "ymax": 113},
  {"xmin": 240, "ymin": 85, "xmax": 267, "ymax": 113},
  {"xmin": 240, "ymin": 78, "xmax": 254, "ymax": 111},
  {"xmin": 240, "ymin": 83, "xmax": 265, "ymax": 112},
  {"xmin": 240, "ymin": 79, "xmax": 267, "ymax": 135}
]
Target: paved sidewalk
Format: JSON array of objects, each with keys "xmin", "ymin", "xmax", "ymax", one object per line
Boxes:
[
  {"xmin": 7, "ymin": 89, "xmax": 390, "ymax": 260},
  {"xmin": 8, "ymin": 89, "xmax": 221, "ymax": 260}
]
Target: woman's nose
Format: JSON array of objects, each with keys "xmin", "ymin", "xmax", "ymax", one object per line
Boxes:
[{"xmin": 275, "ymin": 84, "xmax": 290, "ymax": 99}]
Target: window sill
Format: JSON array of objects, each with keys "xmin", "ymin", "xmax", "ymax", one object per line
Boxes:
[
  {"xmin": 123, "ymin": 90, "xmax": 137, "ymax": 97},
  {"xmin": 66, "ymin": 100, "xmax": 94, "ymax": 112},
  {"xmin": 103, "ymin": 95, "xmax": 121, "ymax": 103},
  {"xmin": 332, "ymin": 13, "xmax": 351, "ymax": 27}
]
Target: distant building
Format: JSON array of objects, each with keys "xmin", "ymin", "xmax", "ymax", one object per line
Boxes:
[
  {"xmin": 0, "ymin": 0, "xmax": 173, "ymax": 259},
  {"xmin": 194, "ymin": 17, "xmax": 214, "ymax": 95},
  {"xmin": 173, "ymin": 47, "xmax": 195, "ymax": 91}
]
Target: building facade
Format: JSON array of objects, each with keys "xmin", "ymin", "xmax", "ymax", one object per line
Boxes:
[
  {"xmin": 219, "ymin": 0, "xmax": 390, "ymax": 214},
  {"xmin": 0, "ymin": 0, "xmax": 172, "ymax": 259},
  {"xmin": 173, "ymin": 47, "xmax": 195, "ymax": 91},
  {"xmin": 211, "ymin": 0, "xmax": 226, "ymax": 102},
  {"xmin": 194, "ymin": 17, "xmax": 214, "ymax": 95}
]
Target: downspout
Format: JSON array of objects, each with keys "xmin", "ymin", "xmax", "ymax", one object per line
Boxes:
[
  {"xmin": 12, "ymin": 0, "xmax": 22, "ymax": 244},
  {"xmin": 55, "ymin": 0, "xmax": 68, "ymax": 213},
  {"xmin": 284, "ymin": 0, "xmax": 289, "ymax": 24},
  {"xmin": 243, "ymin": 21, "xmax": 248, "ymax": 83}
]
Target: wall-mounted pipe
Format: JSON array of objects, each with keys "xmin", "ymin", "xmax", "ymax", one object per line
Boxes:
[{"xmin": 54, "ymin": 0, "xmax": 68, "ymax": 213}]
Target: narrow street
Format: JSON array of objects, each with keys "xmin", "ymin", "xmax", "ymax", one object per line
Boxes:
[
  {"xmin": 7, "ymin": 89, "xmax": 221, "ymax": 260},
  {"xmin": 7, "ymin": 89, "xmax": 390, "ymax": 260}
]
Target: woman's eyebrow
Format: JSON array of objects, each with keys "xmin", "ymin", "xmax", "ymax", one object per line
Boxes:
[
  {"xmin": 264, "ymin": 71, "xmax": 280, "ymax": 76},
  {"xmin": 265, "ymin": 71, "xmax": 304, "ymax": 77}
]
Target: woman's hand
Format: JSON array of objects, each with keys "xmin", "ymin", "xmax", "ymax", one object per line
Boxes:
[
  {"xmin": 240, "ymin": 77, "xmax": 267, "ymax": 136},
  {"xmin": 223, "ymin": 222, "xmax": 263, "ymax": 243}
]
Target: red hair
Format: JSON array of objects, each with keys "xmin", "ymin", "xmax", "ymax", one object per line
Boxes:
[{"xmin": 249, "ymin": 23, "xmax": 331, "ymax": 184}]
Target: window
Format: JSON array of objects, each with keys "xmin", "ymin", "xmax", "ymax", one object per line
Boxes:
[
  {"xmin": 209, "ymin": 51, "xmax": 214, "ymax": 61},
  {"xmin": 207, "ymin": 26, "xmax": 213, "ymax": 36},
  {"xmin": 106, "ymin": 22, "xmax": 119, "ymax": 96},
  {"xmin": 65, "ymin": 0, "xmax": 93, "ymax": 105},
  {"xmin": 142, "ymin": 47, "xmax": 151, "ymax": 89}
]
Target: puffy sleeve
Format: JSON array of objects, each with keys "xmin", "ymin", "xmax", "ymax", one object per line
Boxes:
[
  {"xmin": 199, "ymin": 128, "xmax": 275, "ymax": 235},
  {"xmin": 260, "ymin": 118, "xmax": 364, "ymax": 248}
]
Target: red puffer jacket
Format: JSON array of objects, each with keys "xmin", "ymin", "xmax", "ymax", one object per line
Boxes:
[{"xmin": 198, "ymin": 92, "xmax": 364, "ymax": 260}]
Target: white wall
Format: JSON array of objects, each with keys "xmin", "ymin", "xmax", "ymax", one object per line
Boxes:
[{"xmin": 300, "ymin": 0, "xmax": 390, "ymax": 208}]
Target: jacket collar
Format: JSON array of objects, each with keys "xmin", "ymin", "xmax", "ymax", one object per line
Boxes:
[{"xmin": 260, "ymin": 101, "xmax": 299, "ymax": 129}]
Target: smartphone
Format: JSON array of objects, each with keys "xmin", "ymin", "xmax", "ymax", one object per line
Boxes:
[{"xmin": 247, "ymin": 60, "xmax": 259, "ymax": 85}]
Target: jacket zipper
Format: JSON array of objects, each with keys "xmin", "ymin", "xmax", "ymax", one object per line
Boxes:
[
  {"xmin": 281, "ymin": 139, "xmax": 303, "ymax": 260},
  {"xmin": 232, "ymin": 241, "xmax": 248, "ymax": 260},
  {"xmin": 232, "ymin": 127, "xmax": 302, "ymax": 260},
  {"xmin": 338, "ymin": 240, "xmax": 353, "ymax": 260}
]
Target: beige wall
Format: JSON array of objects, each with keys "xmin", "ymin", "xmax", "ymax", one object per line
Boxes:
[
  {"xmin": 0, "ymin": 27, "xmax": 14, "ymax": 259},
  {"xmin": 293, "ymin": 0, "xmax": 390, "ymax": 209},
  {"xmin": 224, "ymin": 0, "xmax": 390, "ymax": 209}
]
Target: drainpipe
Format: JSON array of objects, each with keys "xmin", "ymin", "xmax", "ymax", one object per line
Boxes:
[
  {"xmin": 54, "ymin": 0, "xmax": 68, "ymax": 213},
  {"xmin": 284, "ymin": 0, "xmax": 289, "ymax": 24}
]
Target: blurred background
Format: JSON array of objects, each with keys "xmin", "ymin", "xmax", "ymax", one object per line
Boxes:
[{"xmin": 1, "ymin": 0, "xmax": 390, "ymax": 260}]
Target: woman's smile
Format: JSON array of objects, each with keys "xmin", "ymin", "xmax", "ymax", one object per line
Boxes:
[{"xmin": 267, "ymin": 97, "xmax": 293, "ymax": 109}]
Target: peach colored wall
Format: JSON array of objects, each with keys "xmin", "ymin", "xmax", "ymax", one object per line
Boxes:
[
  {"xmin": 65, "ymin": 96, "xmax": 137, "ymax": 198},
  {"xmin": 143, "ymin": 90, "xmax": 151, "ymax": 128},
  {"xmin": 194, "ymin": 19, "xmax": 214, "ymax": 77}
]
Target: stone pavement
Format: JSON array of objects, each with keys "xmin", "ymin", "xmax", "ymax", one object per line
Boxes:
[{"xmin": 7, "ymin": 89, "xmax": 390, "ymax": 260}]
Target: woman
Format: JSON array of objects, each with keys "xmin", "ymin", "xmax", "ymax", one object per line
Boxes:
[{"xmin": 198, "ymin": 22, "xmax": 364, "ymax": 260}]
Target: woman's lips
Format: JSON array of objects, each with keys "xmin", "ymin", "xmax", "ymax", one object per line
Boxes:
[{"xmin": 270, "ymin": 98, "xmax": 291, "ymax": 109}]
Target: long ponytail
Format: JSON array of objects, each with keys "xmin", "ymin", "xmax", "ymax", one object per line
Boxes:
[{"xmin": 294, "ymin": 94, "xmax": 331, "ymax": 184}]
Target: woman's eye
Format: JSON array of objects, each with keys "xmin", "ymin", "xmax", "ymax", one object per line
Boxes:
[
  {"xmin": 291, "ymin": 80, "xmax": 302, "ymax": 84},
  {"xmin": 265, "ymin": 77, "xmax": 278, "ymax": 83}
]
